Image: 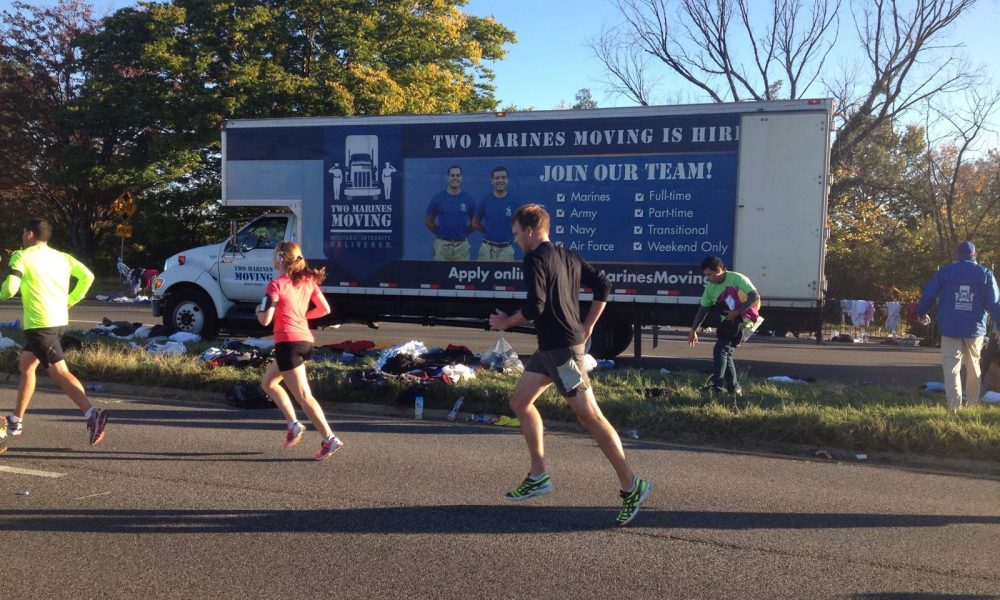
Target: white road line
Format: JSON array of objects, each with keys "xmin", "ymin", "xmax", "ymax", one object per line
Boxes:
[
  {"xmin": 0, "ymin": 465, "xmax": 66, "ymax": 478},
  {"xmin": 74, "ymin": 491, "xmax": 112, "ymax": 501}
]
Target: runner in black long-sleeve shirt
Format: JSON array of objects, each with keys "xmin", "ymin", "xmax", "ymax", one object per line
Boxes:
[{"xmin": 488, "ymin": 203, "xmax": 652, "ymax": 527}]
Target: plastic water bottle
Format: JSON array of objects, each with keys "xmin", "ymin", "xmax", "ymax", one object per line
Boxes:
[
  {"xmin": 447, "ymin": 396, "xmax": 464, "ymax": 421},
  {"xmin": 414, "ymin": 390, "xmax": 424, "ymax": 420}
]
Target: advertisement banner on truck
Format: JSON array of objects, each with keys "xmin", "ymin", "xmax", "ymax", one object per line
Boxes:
[{"xmin": 226, "ymin": 112, "xmax": 744, "ymax": 298}]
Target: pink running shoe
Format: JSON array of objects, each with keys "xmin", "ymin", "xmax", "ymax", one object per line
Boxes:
[
  {"xmin": 87, "ymin": 408, "xmax": 109, "ymax": 446},
  {"xmin": 314, "ymin": 435, "xmax": 344, "ymax": 461},
  {"xmin": 284, "ymin": 421, "xmax": 306, "ymax": 449}
]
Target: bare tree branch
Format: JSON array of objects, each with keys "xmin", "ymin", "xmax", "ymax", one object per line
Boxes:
[
  {"xmin": 918, "ymin": 86, "xmax": 1000, "ymax": 258},
  {"xmin": 591, "ymin": 25, "xmax": 655, "ymax": 105},
  {"xmin": 830, "ymin": 0, "xmax": 980, "ymax": 184},
  {"xmin": 595, "ymin": 0, "xmax": 839, "ymax": 103}
]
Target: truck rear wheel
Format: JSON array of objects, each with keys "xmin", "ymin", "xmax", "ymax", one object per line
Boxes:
[
  {"xmin": 164, "ymin": 288, "xmax": 219, "ymax": 339},
  {"xmin": 589, "ymin": 317, "xmax": 633, "ymax": 359}
]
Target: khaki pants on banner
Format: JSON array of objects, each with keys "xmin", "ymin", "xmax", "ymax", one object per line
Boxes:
[
  {"xmin": 478, "ymin": 241, "xmax": 515, "ymax": 261},
  {"xmin": 433, "ymin": 238, "xmax": 471, "ymax": 261},
  {"xmin": 940, "ymin": 335, "xmax": 984, "ymax": 410}
]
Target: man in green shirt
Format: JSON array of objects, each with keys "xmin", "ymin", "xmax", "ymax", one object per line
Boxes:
[
  {"xmin": 0, "ymin": 218, "xmax": 108, "ymax": 445},
  {"xmin": 688, "ymin": 256, "xmax": 762, "ymax": 397}
]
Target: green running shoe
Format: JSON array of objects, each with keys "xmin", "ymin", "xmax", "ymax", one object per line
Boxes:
[
  {"xmin": 505, "ymin": 473, "xmax": 553, "ymax": 501},
  {"xmin": 616, "ymin": 477, "xmax": 652, "ymax": 526}
]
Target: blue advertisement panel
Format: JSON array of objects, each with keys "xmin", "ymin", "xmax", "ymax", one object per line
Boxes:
[
  {"xmin": 320, "ymin": 126, "xmax": 404, "ymax": 279},
  {"xmin": 226, "ymin": 111, "xmax": 742, "ymax": 297}
]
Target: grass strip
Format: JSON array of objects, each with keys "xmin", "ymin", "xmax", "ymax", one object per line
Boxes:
[{"xmin": 1, "ymin": 332, "xmax": 997, "ymax": 462}]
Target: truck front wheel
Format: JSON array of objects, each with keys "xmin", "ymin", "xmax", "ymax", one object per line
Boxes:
[{"xmin": 164, "ymin": 288, "xmax": 219, "ymax": 339}]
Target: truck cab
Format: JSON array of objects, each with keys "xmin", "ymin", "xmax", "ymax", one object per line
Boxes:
[{"xmin": 151, "ymin": 213, "xmax": 297, "ymax": 337}]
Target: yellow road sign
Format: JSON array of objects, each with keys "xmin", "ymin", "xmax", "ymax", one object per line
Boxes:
[
  {"xmin": 112, "ymin": 193, "xmax": 136, "ymax": 219},
  {"xmin": 115, "ymin": 224, "xmax": 132, "ymax": 238}
]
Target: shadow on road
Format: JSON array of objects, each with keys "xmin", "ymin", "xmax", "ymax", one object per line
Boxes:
[
  {"xmin": 2, "ymin": 506, "xmax": 998, "ymax": 535},
  {"xmin": 20, "ymin": 407, "xmax": 517, "ymax": 436},
  {"xmin": 853, "ymin": 595, "xmax": 997, "ymax": 599}
]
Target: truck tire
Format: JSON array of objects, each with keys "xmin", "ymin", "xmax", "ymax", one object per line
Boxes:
[
  {"xmin": 164, "ymin": 288, "xmax": 219, "ymax": 339},
  {"xmin": 590, "ymin": 317, "xmax": 633, "ymax": 359}
]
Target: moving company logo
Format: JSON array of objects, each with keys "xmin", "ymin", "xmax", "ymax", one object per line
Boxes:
[
  {"xmin": 327, "ymin": 134, "xmax": 396, "ymax": 250},
  {"xmin": 954, "ymin": 285, "xmax": 974, "ymax": 311}
]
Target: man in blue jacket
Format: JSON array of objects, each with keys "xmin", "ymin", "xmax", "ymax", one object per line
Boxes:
[{"xmin": 917, "ymin": 241, "xmax": 1000, "ymax": 411}]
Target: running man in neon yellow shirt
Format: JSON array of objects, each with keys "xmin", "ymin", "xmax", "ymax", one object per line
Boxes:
[{"xmin": 0, "ymin": 218, "xmax": 109, "ymax": 446}]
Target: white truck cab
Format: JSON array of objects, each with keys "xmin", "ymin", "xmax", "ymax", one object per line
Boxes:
[{"xmin": 152, "ymin": 212, "xmax": 298, "ymax": 337}]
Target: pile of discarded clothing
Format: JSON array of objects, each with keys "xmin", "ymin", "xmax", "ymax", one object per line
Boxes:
[
  {"xmin": 86, "ymin": 317, "xmax": 173, "ymax": 340},
  {"xmin": 375, "ymin": 341, "xmax": 481, "ymax": 384},
  {"xmin": 201, "ymin": 339, "xmax": 275, "ymax": 369}
]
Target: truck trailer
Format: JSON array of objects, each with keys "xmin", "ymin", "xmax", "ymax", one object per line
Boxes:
[{"xmin": 151, "ymin": 99, "xmax": 832, "ymax": 358}]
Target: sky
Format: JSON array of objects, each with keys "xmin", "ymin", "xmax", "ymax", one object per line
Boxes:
[{"xmin": 3, "ymin": 0, "xmax": 1000, "ymax": 122}]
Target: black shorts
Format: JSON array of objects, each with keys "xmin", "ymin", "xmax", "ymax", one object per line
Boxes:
[
  {"xmin": 274, "ymin": 341, "xmax": 314, "ymax": 371},
  {"xmin": 24, "ymin": 327, "xmax": 66, "ymax": 368},
  {"xmin": 524, "ymin": 344, "xmax": 590, "ymax": 398}
]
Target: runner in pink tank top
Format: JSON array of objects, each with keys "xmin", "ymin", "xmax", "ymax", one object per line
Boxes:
[{"xmin": 256, "ymin": 241, "xmax": 344, "ymax": 460}]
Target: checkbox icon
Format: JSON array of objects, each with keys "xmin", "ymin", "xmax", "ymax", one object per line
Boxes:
[
  {"xmin": 554, "ymin": 241, "xmax": 564, "ymax": 247},
  {"xmin": 556, "ymin": 193, "xmax": 565, "ymax": 202},
  {"xmin": 555, "ymin": 225, "xmax": 564, "ymax": 234},
  {"xmin": 633, "ymin": 225, "xmax": 642, "ymax": 234},
  {"xmin": 633, "ymin": 242, "xmax": 642, "ymax": 251},
  {"xmin": 635, "ymin": 192, "xmax": 644, "ymax": 202},
  {"xmin": 556, "ymin": 209, "xmax": 565, "ymax": 218},
  {"xmin": 634, "ymin": 208, "xmax": 643, "ymax": 217}
]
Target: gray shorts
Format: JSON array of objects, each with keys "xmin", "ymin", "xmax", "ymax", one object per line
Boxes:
[{"xmin": 524, "ymin": 344, "xmax": 590, "ymax": 398}]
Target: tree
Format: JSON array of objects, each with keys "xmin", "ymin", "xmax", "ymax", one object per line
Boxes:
[
  {"xmin": 572, "ymin": 87, "xmax": 598, "ymax": 110},
  {"xmin": 498, "ymin": 103, "xmax": 533, "ymax": 112},
  {"xmin": 24, "ymin": 0, "xmax": 514, "ymax": 268},
  {"xmin": 824, "ymin": 120, "xmax": 934, "ymax": 299},
  {"xmin": 593, "ymin": 0, "xmax": 983, "ymax": 202},
  {"xmin": 594, "ymin": 0, "xmax": 840, "ymax": 105},
  {"xmin": 0, "ymin": 1, "xmax": 108, "ymax": 261},
  {"xmin": 594, "ymin": 0, "xmax": 991, "ymax": 301},
  {"xmin": 827, "ymin": 0, "xmax": 981, "ymax": 203},
  {"xmin": 914, "ymin": 89, "xmax": 1000, "ymax": 263}
]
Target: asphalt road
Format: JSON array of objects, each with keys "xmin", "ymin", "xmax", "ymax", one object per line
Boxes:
[
  {"xmin": 2, "ymin": 386, "xmax": 998, "ymax": 599},
  {"xmin": 1, "ymin": 299, "xmax": 946, "ymax": 388}
]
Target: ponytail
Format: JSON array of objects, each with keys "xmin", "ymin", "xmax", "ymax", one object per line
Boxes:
[{"xmin": 276, "ymin": 241, "xmax": 326, "ymax": 285}]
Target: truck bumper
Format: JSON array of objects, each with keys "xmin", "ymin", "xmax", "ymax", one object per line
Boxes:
[{"xmin": 151, "ymin": 297, "xmax": 163, "ymax": 318}]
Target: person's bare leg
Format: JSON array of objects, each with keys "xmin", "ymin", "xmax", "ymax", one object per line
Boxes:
[
  {"xmin": 14, "ymin": 351, "xmax": 40, "ymax": 418},
  {"xmin": 566, "ymin": 386, "xmax": 636, "ymax": 490},
  {"xmin": 280, "ymin": 365, "xmax": 334, "ymax": 439},
  {"xmin": 261, "ymin": 360, "xmax": 297, "ymax": 423},
  {"xmin": 45, "ymin": 360, "xmax": 91, "ymax": 413},
  {"xmin": 508, "ymin": 371, "xmax": 552, "ymax": 477}
]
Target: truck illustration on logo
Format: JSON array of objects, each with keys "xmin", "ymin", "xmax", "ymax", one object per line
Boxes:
[
  {"xmin": 328, "ymin": 135, "xmax": 395, "ymax": 201},
  {"xmin": 344, "ymin": 135, "xmax": 379, "ymax": 198},
  {"xmin": 955, "ymin": 285, "xmax": 973, "ymax": 305}
]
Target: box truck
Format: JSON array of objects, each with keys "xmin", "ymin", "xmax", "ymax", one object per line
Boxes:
[{"xmin": 151, "ymin": 99, "xmax": 832, "ymax": 358}]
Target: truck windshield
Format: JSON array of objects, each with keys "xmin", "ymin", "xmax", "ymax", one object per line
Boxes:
[{"xmin": 228, "ymin": 216, "xmax": 288, "ymax": 253}]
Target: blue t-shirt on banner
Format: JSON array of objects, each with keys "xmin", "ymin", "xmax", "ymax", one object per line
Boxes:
[
  {"xmin": 475, "ymin": 194, "xmax": 517, "ymax": 243},
  {"xmin": 426, "ymin": 191, "xmax": 474, "ymax": 240}
]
